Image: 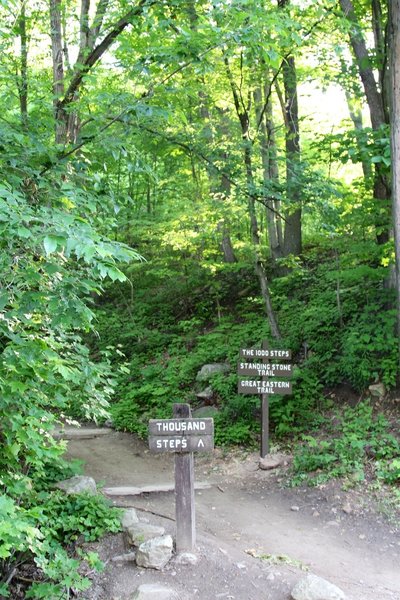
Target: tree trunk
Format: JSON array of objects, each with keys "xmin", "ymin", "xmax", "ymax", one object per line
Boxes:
[
  {"xmin": 281, "ymin": 53, "xmax": 302, "ymax": 256},
  {"xmin": 224, "ymin": 56, "xmax": 281, "ymax": 338},
  {"xmin": 277, "ymin": 0, "xmax": 302, "ymax": 258},
  {"xmin": 339, "ymin": 0, "xmax": 391, "ymax": 244},
  {"xmin": 50, "ymin": 0, "xmax": 151, "ymax": 145},
  {"xmin": 50, "ymin": 0, "xmax": 67, "ymax": 144},
  {"xmin": 389, "ymin": 0, "xmax": 400, "ymax": 337},
  {"xmin": 254, "ymin": 80, "xmax": 283, "ymax": 260},
  {"xmin": 17, "ymin": 1, "xmax": 28, "ymax": 129},
  {"xmin": 345, "ymin": 91, "xmax": 373, "ymax": 181}
]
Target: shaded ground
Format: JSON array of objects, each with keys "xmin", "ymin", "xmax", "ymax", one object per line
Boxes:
[{"xmin": 65, "ymin": 429, "xmax": 400, "ymax": 600}]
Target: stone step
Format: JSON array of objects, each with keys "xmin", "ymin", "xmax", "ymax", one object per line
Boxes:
[
  {"xmin": 103, "ymin": 482, "xmax": 211, "ymax": 496},
  {"xmin": 53, "ymin": 427, "xmax": 112, "ymax": 440}
]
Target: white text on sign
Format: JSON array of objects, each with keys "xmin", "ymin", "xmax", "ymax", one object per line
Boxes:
[
  {"xmin": 240, "ymin": 348, "xmax": 292, "ymax": 359},
  {"xmin": 238, "ymin": 379, "xmax": 292, "ymax": 395}
]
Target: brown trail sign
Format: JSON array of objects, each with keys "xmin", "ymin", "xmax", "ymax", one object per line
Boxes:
[
  {"xmin": 240, "ymin": 348, "xmax": 292, "ymax": 359},
  {"xmin": 238, "ymin": 379, "xmax": 292, "ymax": 395},
  {"xmin": 148, "ymin": 406, "xmax": 214, "ymax": 554},
  {"xmin": 237, "ymin": 342, "xmax": 294, "ymax": 459},
  {"xmin": 237, "ymin": 362, "xmax": 293, "ymax": 378}
]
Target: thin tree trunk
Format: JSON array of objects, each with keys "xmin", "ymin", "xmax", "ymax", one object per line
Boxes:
[
  {"xmin": 278, "ymin": 0, "xmax": 301, "ymax": 257},
  {"xmin": 389, "ymin": 0, "xmax": 400, "ymax": 338},
  {"xmin": 339, "ymin": 0, "xmax": 391, "ymax": 244},
  {"xmin": 281, "ymin": 53, "xmax": 302, "ymax": 256},
  {"xmin": 50, "ymin": 0, "xmax": 67, "ymax": 143},
  {"xmin": 345, "ymin": 90, "xmax": 372, "ymax": 181},
  {"xmin": 224, "ymin": 56, "xmax": 281, "ymax": 338},
  {"xmin": 254, "ymin": 80, "xmax": 283, "ymax": 260},
  {"xmin": 17, "ymin": 1, "xmax": 28, "ymax": 129}
]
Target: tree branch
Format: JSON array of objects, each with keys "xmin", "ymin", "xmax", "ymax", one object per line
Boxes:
[{"xmin": 59, "ymin": 0, "xmax": 155, "ymax": 110}]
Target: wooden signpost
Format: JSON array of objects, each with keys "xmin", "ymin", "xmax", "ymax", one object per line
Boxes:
[
  {"xmin": 148, "ymin": 404, "xmax": 214, "ymax": 554},
  {"xmin": 237, "ymin": 341, "xmax": 293, "ymax": 458}
]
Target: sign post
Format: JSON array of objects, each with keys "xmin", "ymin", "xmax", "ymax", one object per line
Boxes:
[
  {"xmin": 174, "ymin": 403, "xmax": 195, "ymax": 554},
  {"xmin": 237, "ymin": 341, "xmax": 293, "ymax": 459},
  {"xmin": 148, "ymin": 404, "xmax": 214, "ymax": 554}
]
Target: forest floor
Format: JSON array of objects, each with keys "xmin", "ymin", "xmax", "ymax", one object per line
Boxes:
[{"xmin": 65, "ymin": 428, "xmax": 400, "ymax": 600}]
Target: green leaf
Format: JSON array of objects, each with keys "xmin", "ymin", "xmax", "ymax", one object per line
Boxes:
[{"xmin": 43, "ymin": 236, "xmax": 59, "ymax": 256}]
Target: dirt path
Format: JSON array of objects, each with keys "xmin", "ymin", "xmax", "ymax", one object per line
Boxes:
[{"xmin": 65, "ymin": 429, "xmax": 400, "ymax": 600}]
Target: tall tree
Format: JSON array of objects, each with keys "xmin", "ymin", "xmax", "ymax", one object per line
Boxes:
[
  {"xmin": 339, "ymin": 0, "xmax": 391, "ymax": 243},
  {"xmin": 278, "ymin": 0, "xmax": 302, "ymax": 257},
  {"xmin": 389, "ymin": 0, "xmax": 400, "ymax": 336}
]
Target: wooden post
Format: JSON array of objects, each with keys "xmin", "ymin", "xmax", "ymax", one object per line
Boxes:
[
  {"xmin": 261, "ymin": 340, "xmax": 270, "ymax": 458},
  {"xmin": 173, "ymin": 403, "xmax": 195, "ymax": 553}
]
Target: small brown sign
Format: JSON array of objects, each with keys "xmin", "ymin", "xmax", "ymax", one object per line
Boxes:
[
  {"xmin": 240, "ymin": 348, "xmax": 292, "ymax": 360},
  {"xmin": 149, "ymin": 435, "xmax": 214, "ymax": 453},
  {"xmin": 237, "ymin": 362, "xmax": 293, "ymax": 378},
  {"xmin": 238, "ymin": 379, "xmax": 293, "ymax": 395},
  {"xmin": 149, "ymin": 418, "xmax": 214, "ymax": 436}
]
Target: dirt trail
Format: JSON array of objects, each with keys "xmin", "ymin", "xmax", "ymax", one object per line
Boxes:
[{"xmin": 66, "ymin": 429, "xmax": 400, "ymax": 600}]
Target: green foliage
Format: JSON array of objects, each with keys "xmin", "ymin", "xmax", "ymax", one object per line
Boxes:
[
  {"xmin": 0, "ymin": 115, "xmax": 139, "ymax": 596},
  {"xmin": 291, "ymin": 401, "xmax": 399, "ymax": 486},
  {"xmin": 38, "ymin": 492, "xmax": 122, "ymax": 544},
  {"xmin": 270, "ymin": 368, "xmax": 324, "ymax": 437},
  {"xmin": 0, "ymin": 492, "xmax": 112, "ymax": 599}
]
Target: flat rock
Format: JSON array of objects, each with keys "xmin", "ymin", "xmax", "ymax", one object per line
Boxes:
[
  {"xmin": 53, "ymin": 427, "xmax": 112, "ymax": 440},
  {"xmin": 196, "ymin": 363, "xmax": 230, "ymax": 382},
  {"xmin": 195, "ymin": 387, "xmax": 214, "ymax": 402},
  {"xmin": 131, "ymin": 583, "xmax": 180, "ymax": 599},
  {"xmin": 55, "ymin": 475, "xmax": 97, "ymax": 495},
  {"xmin": 368, "ymin": 383, "xmax": 385, "ymax": 398},
  {"xmin": 192, "ymin": 405, "xmax": 219, "ymax": 417},
  {"xmin": 121, "ymin": 508, "xmax": 139, "ymax": 529},
  {"xmin": 112, "ymin": 552, "xmax": 136, "ymax": 563},
  {"xmin": 136, "ymin": 535, "xmax": 173, "ymax": 570},
  {"xmin": 126, "ymin": 523, "xmax": 166, "ymax": 546},
  {"xmin": 103, "ymin": 482, "xmax": 211, "ymax": 496},
  {"xmin": 291, "ymin": 574, "xmax": 346, "ymax": 600},
  {"xmin": 259, "ymin": 453, "xmax": 290, "ymax": 470},
  {"xmin": 174, "ymin": 552, "xmax": 198, "ymax": 566}
]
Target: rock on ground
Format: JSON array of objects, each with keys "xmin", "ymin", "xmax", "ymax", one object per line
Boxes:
[
  {"xmin": 125, "ymin": 523, "xmax": 166, "ymax": 547},
  {"xmin": 130, "ymin": 583, "xmax": 180, "ymax": 599},
  {"xmin": 121, "ymin": 508, "xmax": 139, "ymax": 529},
  {"xmin": 259, "ymin": 453, "xmax": 291, "ymax": 470},
  {"xmin": 368, "ymin": 382, "xmax": 386, "ymax": 398},
  {"xmin": 195, "ymin": 363, "xmax": 230, "ymax": 381},
  {"xmin": 174, "ymin": 552, "xmax": 198, "ymax": 565},
  {"xmin": 192, "ymin": 404, "xmax": 219, "ymax": 417},
  {"xmin": 291, "ymin": 574, "xmax": 346, "ymax": 600},
  {"xmin": 135, "ymin": 535, "xmax": 173, "ymax": 570},
  {"xmin": 55, "ymin": 475, "xmax": 97, "ymax": 495}
]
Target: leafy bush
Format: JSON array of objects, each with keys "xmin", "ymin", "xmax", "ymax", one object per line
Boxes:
[
  {"xmin": 38, "ymin": 491, "xmax": 122, "ymax": 544},
  {"xmin": 291, "ymin": 401, "xmax": 399, "ymax": 485}
]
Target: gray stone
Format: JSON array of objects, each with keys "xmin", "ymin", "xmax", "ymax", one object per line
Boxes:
[
  {"xmin": 125, "ymin": 523, "xmax": 165, "ymax": 547},
  {"xmin": 192, "ymin": 405, "xmax": 219, "ymax": 418},
  {"xmin": 112, "ymin": 552, "xmax": 136, "ymax": 563},
  {"xmin": 174, "ymin": 552, "xmax": 198, "ymax": 566},
  {"xmin": 136, "ymin": 535, "xmax": 173, "ymax": 570},
  {"xmin": 53, "ymin": 427, "xmax": 112, "ymax": 440},
  {"xmin": 55, "ymin": 475, "xmax": 97, "ymax": 495},
  {"xmin": 291, "ymin": 574, "xmax": 346, "ymax": 600},
  {"xmin": 121, "ymin": 508, "xmax": 139, "ymax": 529},
  {"xmin": 195, "ymin": 387, "xmax": 214, "ymax": 401},
  {"xmin": 195, "ymin": 363, "xmax": 230, "ymax": 382},
  {"xmin": 131, "ymin": 583, "xmax": 180, "ymax": 600},
  {"xmin": 368, "ymin": 383, "xmax": 386, "ymax": 398},
  {"xmin": 259, "ymin": 453, "xmax": 289, "ymax": 470}
]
